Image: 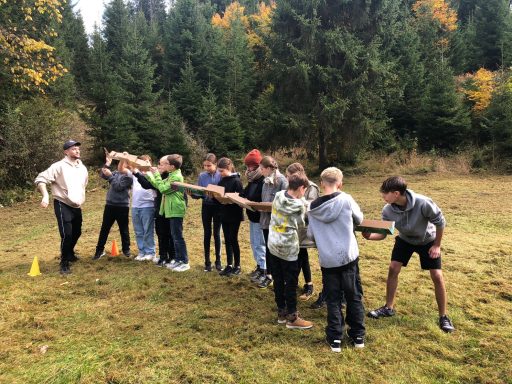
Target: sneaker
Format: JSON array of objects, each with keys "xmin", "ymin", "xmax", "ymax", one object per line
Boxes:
[
  {"xmin": 257, "ymin": 276, "xmax": 273, "ymax": 289},
  {"xmin": 173, "ymin": 263, "xmax": 190, "ymax": 272},
  {"xmin": 92, "ymin": 251, "xmax": 105, "ymax": 260},
  {"xmin": 286, "ymin": 313, "xmax": 313, "ymax": 330},
  {"xmin": 326, "ymin": 337, "xmax": 342, "ymax": 353},
  {"xmin": 439, "ymin": 315, "xmax": 455, "ymax": 333},
  {"xmin": 367, "ymin": 306, "xmax": 395, "ymax": 319},
  {"xmin": 219, "ymin": 265, "xmax": 233, "ymax": 277},
  {"xmin": 204, "ymin": 264, "xmax": 212, "ymax": 272},
  {"xmin": 249, "ymin": 267, "xmax": 261, "ymax": 279},
  {"xmin": 141, "ymin": 254, "xmax": 154, "ymax": 261},
  {"xmin": 351, "ymin": 336, "xmax": 365, "ymax": 348},
  {"xmin": 134, "ymin": 254, "xmax": 145, "ymax": 261},
  {"xmin": 250, "ymin": 270, "xmax": 263, "ymax": 283},
  {"xmin": 166, "ymin": 259, "xmax": 179, "ymax": 270},
  {"xmin": 299, "ymin": 284, "xmax": 314, "ymax": 301},
  {"xmin": 60, "ymin": 264, "xmax": 71, "ymax": 275},
  {"xmin": 232, "ymin": 266, "xmax": 241, "ymax": 275},
  {"xmin": 123, "ymin": 251, "xmax": 132, "ymax": 257},
  {"xmin": 310, "ymin": 293, "xmax": 326, "ymax": 309},
  {"xmin": 277, "ymin": 309, "xmax": 287, "ymax": 324},
  {"xmin": 155, "ymin": 258, "xmax": 167, "ymax": 267},
  {"xmin": 215, "ymin": 261, "xmax": 222, "ymax": 271}
]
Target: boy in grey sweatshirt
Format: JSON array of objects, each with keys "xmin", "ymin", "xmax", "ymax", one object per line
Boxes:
[
  {"xmin": 268, "ymin": 173, "xmax": 313, "ymax": 330},
  {"xmin": 307, "ymin": 167, "xmax": 365, "ymax": 352},
  {"xmin": 363, "ymin": 176, "xmax": 455, "ymax": 333}
]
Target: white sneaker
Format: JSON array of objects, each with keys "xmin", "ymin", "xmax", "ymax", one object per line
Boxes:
[
  {"xmin": 166, "ymin": 260, "xmax": 179, "ymax": 270},
  {"xmin": 152, "ymin": 255, "xmax": 159, "ymax": 263},
  {"xmin": 173, "ymin": 263, "xmax": 190, "ymax": 272},
  {"xmin": 141, "ymin": 254, "xmax": 154, "ymax": 261},
  {"xmin": 134, "ymin": 254, "xmax": 145, "ymax": 261}
]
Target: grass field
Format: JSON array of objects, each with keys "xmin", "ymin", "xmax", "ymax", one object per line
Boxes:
[{"xmin": 1, "ymin": 173, "xmax": 511, "ymax": 384}]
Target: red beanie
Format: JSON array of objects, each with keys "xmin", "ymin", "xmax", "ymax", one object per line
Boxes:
[{"xmin": 244, "ymin": 149, "xmax": 262, "ymax": 167}]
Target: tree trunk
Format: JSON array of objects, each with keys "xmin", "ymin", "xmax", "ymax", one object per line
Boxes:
[{"xmin": 318, "ymin": 121, "xmax": 328, "ymax": 170}]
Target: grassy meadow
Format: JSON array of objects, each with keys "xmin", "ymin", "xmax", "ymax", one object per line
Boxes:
[{"xmin": 0, "ymin": 173, "xmax": 511, "ymax": 384}]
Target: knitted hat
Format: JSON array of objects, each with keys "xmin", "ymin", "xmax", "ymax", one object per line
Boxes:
[{"xmin": 244, "ymin": 149, "xmax": 262, "ymax": 167}]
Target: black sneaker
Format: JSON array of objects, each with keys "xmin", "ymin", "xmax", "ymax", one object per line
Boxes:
[
  {"xmin": 219, "ymin": 265, "xmax": 233, "ymax": 277},
  {"xmin": 310, "ymin": 293, "xmax": 326, "ymax": 309},
  {"xmin": 123, "ymin": 251, "xmax": 132, "ymax": 257},
  {"xmin": 156, "ymin": 258, "xmax": 167, "ymax": 267},
  {"xmin": 351, "ymin": 336, "xmax": 365, "ymax": 348},
  {"xmin": 204, "ymin": 264, "xmax": 212, "ymax": 272},
  {"xmin": 257, "ymin": 276, "xmax": 273, "ymax": 289},
  {"xmin": 249, "ymin": 267, "xmax": 261, "ymax": 279},
  {"xmin": 367, "ymin": 306, "xmax": 395, "ymax": 319},
  {"xmin": 326, "ymin": 337, "xmax": 342, "ymax": 353},
  {"xmin": 232, "ymin": 266, "xmax": 241, "ymax": 275},
  {"xmin": 439, "ymin": 315, "xmax": 455, "ymax": 333},
  {"xmin": 92, "ymin": 251, "xmax": 105, "ymax": 260},
  {"xmin": 250, "ymin": 270, "xmax": 263, "ymax": 283},
  {"xmin": 60, "ymin": 264, "xmax": 71, "ymax": 275},
  {"xmin": 215, "ymin": 261, "xmax": 222, "ymax": 272}
]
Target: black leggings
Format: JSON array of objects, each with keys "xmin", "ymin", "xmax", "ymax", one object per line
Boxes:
[
  {"xmin": 222, "ymin": 221, "xmax": 241, "ymax": 267},
  {"xmin": 202, "ymin": 203, "xmax": 222, "ymax": 266},
  {"xmin": 155, "ymin": 215, "xmax": 174, "ymax": 261},
  {"xmin": 96, "ymin": 205, "xmax": 130, "ymax": 253}
]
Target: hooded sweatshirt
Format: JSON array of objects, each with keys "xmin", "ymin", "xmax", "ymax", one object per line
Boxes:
[
  {"xmin": 307, "ymin": 192, "xmax": 363, "ymax": 268},
  {"xmin": 268, "ymin": 191, "xmax": 306, "ymax": 261},
  {"xmin": 260, "ymin": 170, "xmax": 288, "ymax": 229},
  {"xmin": 382, "ymin": 189, "xmax": 446, "ymax": 246}
]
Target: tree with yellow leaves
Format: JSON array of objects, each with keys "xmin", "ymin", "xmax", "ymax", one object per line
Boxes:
[
  {"xmin": 461, "ymin": 68, "xmax": 496, "ymax": 113},
  {"xmin": 0, "ymin": 0, "xmax": 67, "ymax": 92}
]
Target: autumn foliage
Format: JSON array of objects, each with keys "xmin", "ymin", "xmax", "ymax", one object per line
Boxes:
[
  {"xmin": 412, "ymin": 0, "xmax": 458, "ymax": 32},
  {"xmin": 0, "ymin": 0, "xmax": 68, "ymax": 92},
  {"xmin": 460, "ymin": 68, "xmax": 496, "ymax": 112}
]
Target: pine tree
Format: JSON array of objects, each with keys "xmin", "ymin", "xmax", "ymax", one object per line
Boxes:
[
  {"xmin": 417, "ymin": 61, "xmax": 471, "ymax": 151},
  {"xmin": 172, "ymin": 57, "xmax": 203, "ymax": 132},
  {"xmin": 103, "ymin": 0, "xmax": 131, "ymax": 65}
]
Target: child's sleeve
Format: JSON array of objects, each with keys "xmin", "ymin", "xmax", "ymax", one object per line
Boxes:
[
  {"xmin": 421, "ymin": 199, "xmax": 446, "ymax": 228},
  {"xmin": 146, "ymin": 171, "xmax": 172, "ymax": 194},
  {"xmin": 350, "ymin": 196, "xmax": 364, "ymax": 226}
]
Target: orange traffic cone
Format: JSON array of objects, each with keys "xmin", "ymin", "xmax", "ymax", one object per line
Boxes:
[
  {"xmin": 27, "ymin": 256, "xmax": 42, "ymax": 277},
  {"xmin": 111, "ymin": 239, "xmax": 119, "ymax": 256}
]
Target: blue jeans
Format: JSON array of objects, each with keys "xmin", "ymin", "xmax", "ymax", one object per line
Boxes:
[
  {"xmin": 170, "ymin": 217, "xmax": 188, "ymax": 264},
  {"xmin": 132, "ymin": 207, "xmax": 155, "ymax": 256},
  {"xmin": 249, "ymin": 221, "xmax": 266, "ymax": 269}
]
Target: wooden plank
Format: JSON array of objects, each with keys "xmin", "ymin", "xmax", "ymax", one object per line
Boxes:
[
  {"xmin": 105, "ymin": 148, "xmax": 152, "ymax": 171},
  {"xmin": 354, "ymin": 219, "xmax": 395, "ymax": 235},
  {"xmin": 246, "ymin": 201, "xmax": 273, "ymax": 212},
  {"xmin": 224, "ymin": 193, "xmax": 255, "ymax": 211}
]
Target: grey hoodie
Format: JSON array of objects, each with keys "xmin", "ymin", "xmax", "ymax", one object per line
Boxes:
[
  {"xmin": 268, "ymin": 191, "xmax": 306, "ymax": 261},
  {"xmin": 307, "ymin": 192, "xmax": 363, "ymax": 268},
  {"xmin": 382, "ymin": 189, "xmax": 446, "ymax": 246}
]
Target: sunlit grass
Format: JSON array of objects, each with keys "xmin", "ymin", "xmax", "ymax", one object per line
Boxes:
[{"xmin": 1, "ymin": 173, "xmax": 511, "ymax": 383}]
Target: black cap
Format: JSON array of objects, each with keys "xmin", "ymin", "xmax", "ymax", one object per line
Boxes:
[{"xmin": 63, "ymin": 140, "xmax": 81, "ymax": 150}]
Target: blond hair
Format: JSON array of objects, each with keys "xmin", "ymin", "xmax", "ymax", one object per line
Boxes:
[{"xmin": 320, "ymin": 167, "xmax": 343, "ymax": 185}]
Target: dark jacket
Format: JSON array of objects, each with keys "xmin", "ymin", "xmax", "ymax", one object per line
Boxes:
[
  {"xmin": 241, "ymin": 175, "xmax": 264, "ymax": 223},
  {"xmin": 100, "ymin": 168, "xmax": 132, "ymax": 207},
  {"xmin": 217, "ymin": 173, "xmax": 244, "ymax": 223}
]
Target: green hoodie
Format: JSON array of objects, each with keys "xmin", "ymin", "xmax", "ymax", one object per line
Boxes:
[
  {"xmin": 268, "ymin": 190, "xmax": 306, "ymax": 261},
  {"xmin": 146, "ymin": 169, "xmax": 186, "ymax": 218}
]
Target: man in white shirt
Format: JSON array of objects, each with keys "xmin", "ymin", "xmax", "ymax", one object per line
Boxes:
[{"xmin": 35, "ymin": 140, "xmax": 88, "ymax": 274}]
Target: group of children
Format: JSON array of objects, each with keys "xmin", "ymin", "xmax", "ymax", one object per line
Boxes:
[{"xmin": 92, "ymin": 148, "xmax": 456, "ymax": 352}]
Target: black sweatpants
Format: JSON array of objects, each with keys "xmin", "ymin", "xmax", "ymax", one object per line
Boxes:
[
  {"xmin": 298, "ymin": 248, "xmax": 312, "ymax": 283},
  {"xmin": 54, "ymin": 200, "xmax": 82, "ymax": 266},
  {"xmin": 270, "ymin": 253, "xmax": 300, "ymax": 314},
  {"xmin": 95, "ymin": 205, "xmax": 130, "ymax": 254},
  {"xmin": 202, "ymin": 203, "xmax": 222, "ymax": 267},
  {"xmin": 155, "ymin": 215, "xmax": 174, "ymax": 262}
]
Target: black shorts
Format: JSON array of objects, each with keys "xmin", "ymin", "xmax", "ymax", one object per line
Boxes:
[{"xmin": 391, "ymin": 236, "xmax": 442, "ymax": 270}]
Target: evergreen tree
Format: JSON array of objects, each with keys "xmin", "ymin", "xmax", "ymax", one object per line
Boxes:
[
  {"xmin": 103, "ymin": 0, "xmax": 131, "ymax": 64},
  {"xmin": 172, "ymin": 57, "xmax": 203, "ymax": 132},
  {"xmin": 164, "ymin": 0, "xmax": 215, "ymax": 89},
  {"xmin": 417, "ymin": 61, "xmax": 471, "ymax": 151}
]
